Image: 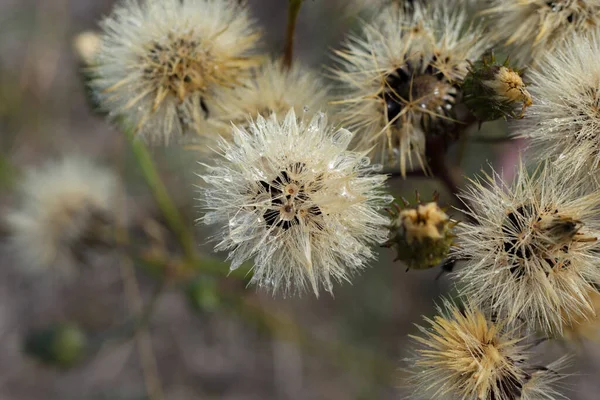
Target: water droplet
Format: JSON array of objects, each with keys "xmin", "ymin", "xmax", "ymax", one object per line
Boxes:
[
  {"xmin": 229, "ymin": 212, "xmax": 259, "ymax": 243},
  {"xmin": 381, "ymin": 194, "xmax": 395, "ymax": 204},
  {"xmin": 359, "ymin": 156, "xmax": 371, "ymax": 167},
  {"xmin": 203, "ymin": 211, "xmax": 218, "ymax": 225},
  {"xmin": 331, "ymin": 128, "xmax": 353, "ymax": 149}
]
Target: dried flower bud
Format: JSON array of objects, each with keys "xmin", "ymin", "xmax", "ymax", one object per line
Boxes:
[
  {"xmin": 384, "ymin": 194, "xmax": 455, "ymax": 271},
  {"xmin": 462, "ymin": 53, "xmax": 532, "ymax": 121},
  {"xmin": 24, "ymin": 323, "xmax": 87, "ymax": 369},
  {"xmin": 72, "ymin": 31, "xmax": 101, "ymax": 66}
]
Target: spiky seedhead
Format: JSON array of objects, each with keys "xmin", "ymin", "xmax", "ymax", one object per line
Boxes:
[
  {"xmin": 5, "ymin": 158, "xmax": 118, "ymax": 276},
  {"xmin": 481, "ymin": 0, "xmax": 600, "ymax": 65},
  {"xmin": 330, "ymin": 1, "xmax": 489, "ymax": 177},
  {"xmin": 204, "ymin": 58, "xmax": 330, "ymax": 146},
  {"xmin": 91, "ymin": 0, "xmax": 262, "ymax": 143},
  {"xmin": 462, "ymin": 53, "xmax": 532, "ymax": 121},
  {"xmin": 518, "ymin": 32, "xmax": 600, "ymax": 173},
  {"xmin": 407, "ymin": 300, "xmax": 568, "ymax": 400},
  {"xmin": 384, "ymin": 192, "xmax": 456, "ymax": 271},
  {"xmin": 453, "ymin": 161, "xmax": 600, "ymax": 335},
  {"xmin": 198, "ymin": 109, "xmax": 392, "ymax": 297}
]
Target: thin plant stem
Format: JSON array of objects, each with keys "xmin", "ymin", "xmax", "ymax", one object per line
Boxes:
[
  {"xmin": 115, "ymin": 137, "xmax": 164, "ymax": 400},
  {"xmin": 124, "ymin": 129, "xmax": 196, "ymax": 261},
  {"xmin": 283, "ymin": 0, "xmax": 303, "ymax": 69}
]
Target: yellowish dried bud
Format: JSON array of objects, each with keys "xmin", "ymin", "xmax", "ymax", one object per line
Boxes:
[
  {"xmin": 484, "ymin": 66, "xmax": 532, "ymax": 108},
  {"xmin": 385, "ymin": 196, "xmax": 455, "ymax": 271},
  {"xmin": 462, "ymin": 53, "xmax": 531, "ymax": 121},
  {"xmin": 72, "ymin": 31, "xmax": 101, "ymax": 65},
  {"xmin": 400, "ymin": 202, "xmax": 448, "ymax": 244}
]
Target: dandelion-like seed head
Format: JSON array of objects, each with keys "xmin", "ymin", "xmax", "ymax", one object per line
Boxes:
[
  {"xmin": 198, "ymin": 109, "xmax": 391, "ymax": 296},
  {"xmin": 5, "ymin": 158, "xmax": 118, "ymax": 275},
  {"xmin": 482, "ymin": 0, "xmax": 600, "ymax": 65},
  {"xmin": 331, "ymin": 2, "xmax": 488, "ymax": 176},
  {"xmin": 206, "ymin": 59, "xmax": 330, "ymax": 144},
  {"xmin": 454, "ymin": 162, "xmax": 600, "ymax": 334},
  {"xmin": 92, "ymin": 0, "xmax": 262, "ymax": 143},
  {"xmin": 520, "ymin": 32, "xmax": 600, "ymax": 172},
  {"xmin": 408, "ymin": 301, "xmax": 566, "ymax": 400}
]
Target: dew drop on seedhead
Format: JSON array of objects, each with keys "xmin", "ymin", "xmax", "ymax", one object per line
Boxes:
[
  {"xmin": 331, "ymin": 128, "xmax": 353, "ymax": 149},
  {"xmin": 203, "ymin": 211, "xmax": 218, "ymax": 225},
  {"xmin": 359, "ymin": 156, "xmax": 371, "ymax": 167},
  {"xmin": 382, "ymin": 194, "xmax": 395, "ymax": 204}
]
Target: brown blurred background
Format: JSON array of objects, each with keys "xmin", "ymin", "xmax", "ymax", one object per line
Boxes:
[{"xmin": 0, "ymin": 0, "xmax": 599, "ymax": 399}]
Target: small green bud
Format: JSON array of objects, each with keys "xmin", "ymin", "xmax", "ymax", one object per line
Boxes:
[
  {"xmin": 462, "ymin": 52, "xmax": 532, "ymax": 122},
  {"xmin": 24, "ymin": 323, "xmax": 87, "ymax": 368},
  {"xmin": 384, "ymin": 194, "xmax": 456, "ymax": 271},
  {"xmin": 187, "ymin": 276, "xmax": 220, "ymax": 312}
]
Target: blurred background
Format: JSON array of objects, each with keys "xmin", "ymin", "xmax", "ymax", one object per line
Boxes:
[{"xmin": 0, "ymin": 0, "xmax": 599, "ymax": 399}]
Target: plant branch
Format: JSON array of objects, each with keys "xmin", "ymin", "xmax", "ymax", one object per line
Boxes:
[
  {"xmin": 283, "ymin": 0, "xmax": 303, "ymax": 69},
  {"xmin": 125, "ymin": 129, "xmax": 196, "ymax": 261}
]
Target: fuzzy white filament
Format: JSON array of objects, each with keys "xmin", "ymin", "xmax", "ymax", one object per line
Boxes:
[
  {"xmin": 331, "ymin": 1, "xmax": 488, "ymax": 176},
  {"xmin": 519, "ymin": 32, "xmax": 600, "ymax": 173},
  {"xmin": 5, "ymin": 158, "xmax": 118, "ymax": 276},
  {"xmin": 454, "ymin": 162, "xmax": 600, "ymax": 335},
  {"xmin": 92, "ymin": 0, "xmax": 262, "ymax": 143},
  {"xmin": 197, "ymin": 109, "xmax": 391, "ymax": 296}
]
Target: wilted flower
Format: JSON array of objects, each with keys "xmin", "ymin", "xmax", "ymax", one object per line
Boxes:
[
  {"xmin": 91, "ymin": 0, "xmax": 262, "ymax": 143},
  {"xmin": 407, "ymin": 300, "xmax": 567, "ymax": 400},
  {"xmin": 331, "ymin": 1, "xmax": 488, "ymax": 176},
  {"xmin": 198, "ymin": 109, "xmax": 391, "ymax": 296},
  {"xmin": 206, "ymin": 58, "xmax": 330, "ymax": 144},
  {"xmin": 5, "ymin": 158, "xmax": 118, "ymax": 275},
  {"xmin": 462, "ymin": 53, "xmax": 532, "ymax": 121},
  {"xmin": 453, "ymin": 162, "xmax": 600, "ymax": 334},
  {"xmin": 519, "ymin": 32, "xmax": 600, "ymax": 172},
  {"xmin": 384, "ymin": 193, "xmax": 456, "ymax": 271},
  {"xmin": 481, "ymin": 0, "xmax": 600, "ymax": 65}
]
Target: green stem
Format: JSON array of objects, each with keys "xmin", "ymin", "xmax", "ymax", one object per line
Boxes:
[
  {"xmin": 283, "ymin": 0, "xmax": 303, "ymax": 69},
  {"xmin": 125, "ymin": 129, "xmax": 196, "ymax": 261}
]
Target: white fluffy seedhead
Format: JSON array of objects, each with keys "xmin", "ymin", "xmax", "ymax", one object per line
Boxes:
[
  {"xmin": 407, "ymin": 300, "xmax": 568, "ymax": 400},
  {"xmin": 5, "ymin": 158, "xmax": 118, "ymax": 276},
  {"xmin": 331, "ymin": 1, "xmax": 488, "ymax": 176},
  {"xmin": 519, "ymin": 32, "xmax": 600, "ymax": 173},
  {"xmin": 454, "ymin": 162, "xmax": 600, "ymax": 335},
  {"xmin": 482, "ymin": 0, "xmax": 600, "ymax": 65},
  {"xmin": 206, "ymin": 59, "xmax": 330, "ymax": 145},
  {"xmin": 197, "ymin": 109, "xmax": 391, "ymax": 296},
  {"xmin": 92, "ymin": 0, "xmax": 262, "ymax": 143}
]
